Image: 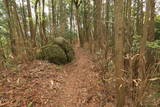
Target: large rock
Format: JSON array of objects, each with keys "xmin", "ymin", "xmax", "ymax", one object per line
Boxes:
[
  {"xmin": 37, "ymin": 37, "xmax": 75, "ymax": 65},
  {"xmin": 53, "ymin": 37, "xmax": 75, "ymax": 62}
]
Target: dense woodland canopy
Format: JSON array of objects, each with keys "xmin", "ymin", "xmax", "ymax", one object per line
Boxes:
[{"xmin": 0, "ymin": 0, "xmax": 160, "ymax": 106}]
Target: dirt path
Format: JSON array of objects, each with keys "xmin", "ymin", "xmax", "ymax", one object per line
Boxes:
[
  {"xmin": 0, "ymin": 47, "xmax": 101, "ymax": 107},
  {"xmin": 57, "ymin": 48, "xmax": 100, "ymax": 107}
]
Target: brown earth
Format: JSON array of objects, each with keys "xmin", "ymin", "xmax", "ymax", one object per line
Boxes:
[{"xmin": 0, "ymin": 47, "xmax": 114, "ymax": 107}]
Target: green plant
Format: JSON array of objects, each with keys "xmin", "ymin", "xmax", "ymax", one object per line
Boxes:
[
  {"xmin": 155, "ymin": 15, "xmax": 160, "ymax": 40},
  {"xmin": 132, "ymin": 35, "xmax": 141, "ymax": 52},
  {"xmin": 146, "ymin": 40, "xmax": 160, "ymax": 49}
]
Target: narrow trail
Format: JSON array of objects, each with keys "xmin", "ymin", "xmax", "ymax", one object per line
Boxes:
[
  {"xmin": 0, "ymin": 47, "xmax": 103, "ymax": 107},
  {"xmin": 56, "ymin": 48, "xmax": 100, "ymax": 107}
]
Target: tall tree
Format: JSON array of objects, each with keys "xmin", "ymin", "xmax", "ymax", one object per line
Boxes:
[
  {"xmin": 21, "ymin": 0, "xmax": 29, "ymax": 38},
  {"xmin": 27, "ymin": 0, "xmax": 36, "ymax": 46},
  {"xmin": 93, "ymin": 0, "xmax": 103, "ymax": 51},
  {"xmin": 74, "ymin": 0, "xmax": 84, "ymax": 47},
  {"xmin": 146, "ymin": 0, "xmax": 155, "ymax": 66},
  {"xmin": 140, "ymin": 0, "xmax": 155, "ymax": 72},
  {"xmin": 51, "ymin": 0, "xmax": 56, "ymax": 37},
  {"xmin": 59, "ymin": 0, "xmax": 67, "ymax": 37},
  {"xmin": 3, "ymin": 0, "xmax": 17, "ymax": 56},
  {"xmin": 114, "ymin": 0, "xmax": 126, "ymax": 106}
]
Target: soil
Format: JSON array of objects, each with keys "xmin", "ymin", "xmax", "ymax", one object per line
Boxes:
[{"xmin": 0, "ymin": 47, "xmax": 114, "ymax": 107}]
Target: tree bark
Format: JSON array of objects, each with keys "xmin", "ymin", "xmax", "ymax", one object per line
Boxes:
[
  {"xmin": 93, "ymin": 0, "xmax": 102, "ymax": 51},
  {"xmin": 3, "ymin": 0, "xmax": 17, "ymax": 56},
  {"xmin": 74, "ymin": 0, "xmax": 84, "ymax": 47},
  {"xmin": 114, "ymin": 0, "xmax": 126, "ymax": 106},
  {"xmin": 27, "ymin": 0, "xmax": 36, "ymax": 46}
]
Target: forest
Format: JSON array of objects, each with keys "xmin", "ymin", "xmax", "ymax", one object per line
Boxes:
[{"xmin": 0, "ymin": 0, "xmax": 160, "ymax": 107}]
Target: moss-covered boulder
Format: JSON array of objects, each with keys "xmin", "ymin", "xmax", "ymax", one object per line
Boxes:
[
  {"xmin": 53, "ymin": 37, "xmax": 75, "ymax": 62},
  {"xmin": 37, "ymin": 37, "xmax": 75, "ymax": 65},
  {"xmin": 37, "ymin": 44, "xmax": 68, "ymax": 65}
]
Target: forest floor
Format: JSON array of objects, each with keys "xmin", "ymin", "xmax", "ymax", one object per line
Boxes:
[{"xmin": 0, "ymin": 47, "xmax": 115, "ymax": 107}]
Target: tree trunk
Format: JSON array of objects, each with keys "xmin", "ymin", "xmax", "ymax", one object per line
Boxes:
[
  {"xmin": 3, "ymin": 0, "xmax": 17, "ymax": 56},
  {"xmin": 74, "ymin": 0, "xmax": 84, "ymax": 47},
  {"xmin": 146, "ymin": 0, "xmax": 155, "ymax": 66},
  {"xmin": 27, "ymin": 0, "xmax": 36, "ymax": 46},
  {"xmin": 93, "ymin": 0, "xmax": 102, "ymax": 51},
  {"xmin": 114, "ymin": 0, "xmax": 126, "ymax": 106},
  {"xmin": 22, "ymin": 0, "xmax": 29, "ymax": 38},
  {"xmin": 42, "ymin": 0, "xmax": 47, "ymax": 42},
  {"xmin": 51, "ymin": 0, "xmax": 56, "ymax": 38}
]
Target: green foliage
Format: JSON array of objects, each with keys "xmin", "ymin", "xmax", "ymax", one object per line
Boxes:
[
  {"xmin": 64, "ymin": 29, "xmax": 77, "ymax": 42},
  {"xmin": 131, "ymin": 35, "xmax": 141, "ymax": 52},
  {"xmin": 0, "ymin": 1, "xmax": 10, "ymax": 58},
  {"xmin": 146, "ymin": 40, "xmax": 160, "ymax": 49},
  {"xmin": 0, "ymin": 1, "xmax": 8, "ymax": 35},
  {"xmin": 155, "ymin": 15, "xmax": 160, "ymax": 40},
  {"xmin": 2, "ymin": 58, "xmax": 19, "ymax": 71},
  {"xmin": 146, "ymin": 40, "xmax": 160, "ymax": 56}
]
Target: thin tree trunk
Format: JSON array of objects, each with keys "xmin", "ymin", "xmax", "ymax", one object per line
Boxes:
[
  {"xmin": 27, "ymin": 0, "xmax": 36, "ymax": 46},
  {"xmin": 114, "ymin": 0, "xmax": 126, "ymax": 106},
  {"xmin": 75, "ymin": 7, "xmax": 83, "ymax": 47},
  {"xmin": 51, "ymin": 0, "xmax": 56, "ymax": 38},
  {"xmin": 70, "ymin": 0, "xmax": 74, "ymax": 33},
  {"xmin": 74, "ymin": 0, "xmax": 84, "ymax": 47},
  {"xmin": 3, "ymin": 0, "xmax": 17, "ymax": 56},
  {"xmin": 93, "ymin": 0, "xmax": 102, "ymax": 51},
  {"xmin": 42, "ymin": 0, "xmax": 47, "ymax": 42},
  {"xmin": 146, "ymin": 0, "xmax": 155, "ymax": 66},
  {"xmin": 22, "ymin": 0, "xmax": 29, "ymax": 38}
]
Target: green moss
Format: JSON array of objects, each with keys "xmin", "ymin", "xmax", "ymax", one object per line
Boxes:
[
  {"xmin": 36, "ymin": 37, "xmax": 75, "ymax": 65},
  {"xmin": 53, "ymin": 37, "xmax": 75, "ymax": 62},
  {"xmin": 38, "ymin": 44, "xmax": 68, "ymax": 65}
]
